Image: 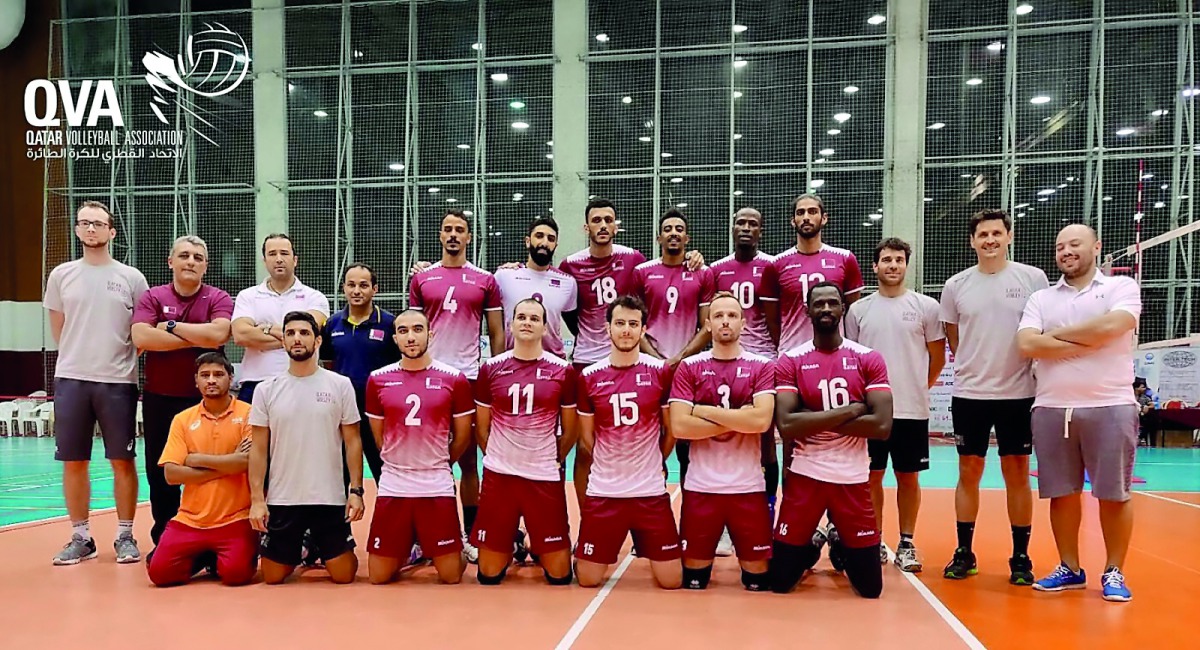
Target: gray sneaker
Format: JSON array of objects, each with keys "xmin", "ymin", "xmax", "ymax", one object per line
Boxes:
[
  {"xmin": 880, "ymin": 544, "xmax": 890, "ymax": 565},
  {"xmin": 114, "ymin": 534, "xmax": 141, "ymax": 564},
  {"xmin": 52, "ymin": 534, "xmax": 98, "ymax": 566},
  {"xmin": 894, "ymin": 545, "xmax": 923, "ymax": 573}
]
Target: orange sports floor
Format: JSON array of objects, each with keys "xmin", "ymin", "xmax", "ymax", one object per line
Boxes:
[{"xmin": 0, "ymin": 486, "xmax": 1196, "ymax": 649}]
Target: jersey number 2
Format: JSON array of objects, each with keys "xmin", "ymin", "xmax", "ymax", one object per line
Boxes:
[{"xmin": 404, "ymin": 394, "xmax": 422, "ymax": 426}]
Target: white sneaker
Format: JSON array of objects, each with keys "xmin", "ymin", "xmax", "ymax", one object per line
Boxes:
[
  {"xmin": 880, "ymin": 544, "xmax": 890, "ymax": 565},
  {"xmin": 894, "ymin": 545, "xmax": 923, "ymax": 573},
  {"xmin": 715, "ymin": 529, "xmax": 735, "ymax": 557},
  {"xmin": 461, "ymin": 535, "xmax": 479, "ymax": 564}
]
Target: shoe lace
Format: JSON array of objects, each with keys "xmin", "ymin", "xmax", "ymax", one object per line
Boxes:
[
  {"xmin": 1049, "ymin": 564, "xmax": 1075, "ymax": 580},
  {"xmin": 1103, "ymin": 570, "xmax": 1125, "ymax": 589}
]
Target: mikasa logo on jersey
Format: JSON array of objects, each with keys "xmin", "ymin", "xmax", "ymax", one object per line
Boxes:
[
  {"xmin": 596, "ymin": 380, "xmax": 615, "ymax": 388},
  {"xmin": 648, "ymin": 274, "xmax": 664, "ymax": 280},
  {"xmin": 701, "ymin": 369, "xmax": 716, "ymax": 377},
  {"xmin": 801, "ymin": 363, "xmax": 820, "ymax": 370},
  {"xmin": 719, "ymin": 270, "xmax": 736, "ymax": 277}
]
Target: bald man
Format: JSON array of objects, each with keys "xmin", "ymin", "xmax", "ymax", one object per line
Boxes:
[{"xmin": 1016, "ymin": 224, "xmax": 1141, "ymax": 602}]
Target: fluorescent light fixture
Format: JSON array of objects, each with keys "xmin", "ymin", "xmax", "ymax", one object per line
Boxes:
[
  {"xmin": 509, "ymin": 101, "xmax": 526, "ymax": 110},
  {"xmin": 733, "ymin": 59, "xmax": 748, "ymax": 69},
  {"xmin": 676, "ymin": 203, "xmax": 688, "ymax": 208},
  {"xmin": 1102, "ymin": 196, "xmax": 1112, "ymax": 201},
  {"xmin": 546, "ymin": 140, "xmax": 553, "ymax": 146},
  {"xmin": 810, "ymin": 179, "xmax": 826, "ymax": 189},
  {"xmin": 733, "ymin": 190, "xmax": 744, "ymax": 196},
  {"xmin": 428, "ymin": 187, "xmax": 440, "ymax": 194},
  {"xmin": 1161, "ymin": 183, "xmax": 1169, "ymax": 190},
  {"xmin": 661, "ymin": 152, "xmax": 673, "ymax": 158},
  {"xmin": 868, "ymin": 213, "xmax": 883, "ymax": 220},
  {"xmin": 1037, "ymin": 197, "xmax": 1049, "ymax": 202},
  {"xmin": 1152, "ymin": 109, "xmax": 1168, "ymax": 117},
  {"xmin": 457, "ymin": 144, "xmax": 470, "ymax": 150},
  {"xmin": 1115, "ymin": 127, "xmax": 1136, "ymax": 136},
  {"xmin": 928, "ymin": 122, "xmax": 946, "ymax": 129},
  {"xmin": 287, "ymin": 83, "xmax": 295, "ymax": 92},
  {"xmin": 313, "ymin": 110, "xmax": 328, "ymax": 118},
  {"xmin": 733, "ymin": 133, "xmax": 743, "ymax": 140},
  {"xmin": 1015, "ymin": 3, "xmax": 1033, "ymax": 15},
  {"xmin": 923, "ymin": 197, "xmax": 933, "ymax": 202},
  {"xmin": 733, "ymin": 91, "xmax": 744, "ymax": 99},
  {"xmin": 446, "ymin": 198, "xmax": 457, "ymax": 203},
  {"xmin": 512, "ymin": 193, "xmax": 524, "ymax": 201},
  {"xmin": 843, "ymin": 85, "xmax": 859, "ymax": 94},
  {"xmin": 1154, "ymin": 201, "xmax": 1166, "ymax": 209},
  {"xmin": 733, "ymin": 24, "xmax": 748, "ymax": 33},
  {"xmin": 867, "ymin": 14, "xmax": 886, "ymax": 25},
  {"xmin": 545, "ymin": 154, "xmax": 553, "ymax": 159},
  {"xmin": 595, "ymin": 33, "xmax": 609, "ymax": 42},
  {"xmin": 965, "ymin": 78, "xmax": 983, "ymax": 86},
  {"xmin": 638, "ymin": 136, "xmax": 652, "ymax": 142},
  {"xmin": 819, "ymin": 148, "xmax": 834, "ymax": 156},
  {"xmin": 827, "ymin": 129, "xmax": 842, "ymax": 135},
  {"xmin": 833, "ymin": 112, "xmax": 851, "ymax": 123},
  {"xmin": 1037, "ymin": 189, "xmax": 1056, "ymax": 196},
  {"xmin": 1057, "ymin": 183, "xmax": 1068, "ymax": 189},
  {"xmin": 388, "ymin": 163, "xmax": 404, "ymax": 171},
  {"xmin": 670, "ymin": 177, "xmax": 683, "ymax": 183},
  {"xmin": 1015, "ymin": 203, "xmax": 1030, "ymax": 209},
  {"xmin": 987, "ymin": 41, "xmax": 1004, "ymax": 52},
  {"xmin": 512, "ymin": 121, "xmax": 530, "ymax": 130},
  {"xmin": 490, "ymin": 73, "xmax": 509, "ymax": 82},
  {"xmin": 622, "ymin": 96, "xmax": 633, "ymax": 104},
  {"xmin": 472, "ymin": 43, "xmax": 482, "ymax": 51},
  {"xmin": 464, "ymin": 210, "xmax": 474, "ymax": 216},
  {"xmin": 1030, "ymin": 95, "xmax": 1051, "ymax": 104},
  {"xmin": 1141, "ymin": 173, "xmax": 1154, "ymax": 180}
]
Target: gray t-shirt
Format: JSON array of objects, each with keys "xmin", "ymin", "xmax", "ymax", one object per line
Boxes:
[
  {"xmin": 43, "ymin": 258, "xmax": 149, "ymax": 384},
  {"xmin": 248, "ymin": 367, "xmax": 360, "ymax": 506},
  {"xmin": 939, "ymin": 261, "xmax": 1049, "ymax": 400},
  {"xmin": 845, "ymin": 290, "xmax": 944, "ymax": 420}
]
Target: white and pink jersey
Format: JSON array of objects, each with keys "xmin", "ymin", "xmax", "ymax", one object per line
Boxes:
[
  {"xmin": 633, "ymin": 260, "xmax": 715, "ymax": 360},
  {"xmin": 763, "ymin": 244, "xmax": 864, "ymax": 352},
  {"xmin": 407, "ymin": 262, "xmax": 502, "ymax": 380},
  {"xmin": 558, "ymin": 245, "xmax": 647, "ymax": 365},
  {"xmin": 494, "ymin": 265, "xmax": 578, "ymax": 357},
  {"xmin": 669, "ymin": 350, "xmax": 775, "ymax": 494},
  {"xmin": 577, "ymin": 354, "xmax": 671, "ymax": 498},
  {"xmin": 474, "ymin": 350, "xmax": 576, "ymax": 482},
  {"xmin": 366, "ymin": 361, "xmax": 476, "ymax": 498},
  {"xmin": 774, "ymin": 340, "xmax": 889, "ymax": 485},
  {"xmin": 710, "ymin": 251, "xmax": 776, "ymax": 357}
]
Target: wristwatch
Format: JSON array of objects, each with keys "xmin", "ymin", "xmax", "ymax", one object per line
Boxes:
[
  {"xmin": 262, "ymin": 323, "xmax": 273, "ymax": 336},
  {"xmin": 165, "ymin": 320, "xmax": 177, "ymax": 334},
  {"xmin": 349, "ymin": 487, "xmax": 364, "ymax": 497}
]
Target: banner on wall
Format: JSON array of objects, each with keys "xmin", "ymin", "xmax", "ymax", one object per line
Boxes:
[
  {"xmin": 1135, "ymin": 346, "xmax": 1200, "ymax": 406},
  {"xmin": 930, "ymin": 346, "xmax": 955, "ymax": 433}
]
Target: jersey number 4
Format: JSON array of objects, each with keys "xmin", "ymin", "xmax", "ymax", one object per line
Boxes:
[{"xmin": 608, "ymin": 392, "xmax": 639, "ymax": 425}]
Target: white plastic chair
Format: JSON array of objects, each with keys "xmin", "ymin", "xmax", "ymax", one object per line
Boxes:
[
  {"xmin": 0, "ymin": 401, "xmax": 18, "ymax": 437},
  {"xmin": 10, "ymin": 401, "xmax": 38, "ymax": 437},
  {"xmin": 20, "ymin": 402, "xmax": 53, "ymax": 438}
]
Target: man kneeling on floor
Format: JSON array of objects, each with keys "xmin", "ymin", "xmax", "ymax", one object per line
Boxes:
[{"xmin": 148, "ymin": 352, "xmax": 258, "ymax": 587}]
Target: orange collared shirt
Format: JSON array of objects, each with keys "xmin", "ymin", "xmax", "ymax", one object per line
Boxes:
[{"xmin": 158, "ymin": 399, "xmax": 253, "ymax": 529}]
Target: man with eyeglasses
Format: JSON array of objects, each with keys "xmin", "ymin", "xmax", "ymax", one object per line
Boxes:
[{"xmin": 44, "ymin": 201, "xmax": 149, "ymax": 566}]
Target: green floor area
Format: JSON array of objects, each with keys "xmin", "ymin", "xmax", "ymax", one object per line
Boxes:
[{"xmin": 2, "ymin": 437, "xmax": 1198, "ymax": 528}]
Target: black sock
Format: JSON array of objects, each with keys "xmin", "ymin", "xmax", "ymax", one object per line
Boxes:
[
  {"xmin": 763, "ymin": 462, "xmax": 780, "ymax": 498},
  {"xmin": 898, "ymin": 533, "xmax": 914, "ymax": 549},
  {"xmin": 956, "ymin": 521, "xmax": 975, "ymax": 551},
  {"xmin": 1011, "ymin": 525, "xmax": 1031, "ymax": 557},
  {"xmin": 462, "ymin": 506, "xmax": 478, "ymax": 535}
]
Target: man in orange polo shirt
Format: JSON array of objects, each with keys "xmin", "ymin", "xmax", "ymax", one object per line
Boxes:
[{"xmin": 147, "ymin": 352, "xmax": 258, "ymax": 587}]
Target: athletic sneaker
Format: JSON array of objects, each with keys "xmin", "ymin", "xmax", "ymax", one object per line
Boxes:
[
  {"xmin": 894, "ymin": 545, "xmax": 923, "ymax": 573},
  {"xmin": 514, "ymin": 530, "xmax": 530, "ymax": 565},
  {"xmin": 825, "ymin": 524, "xmax": 845, "ymax": 573},
  {"xmin": 715, "ymin": 529, "xmax": 735, "ymax": 557},
  {"xmin": 1101, "ymin": 566, "xmax": 1132, "ymax": 602},
  {"xmin": 942, "ymin": 547, "xmax": 978, "ymax": 580},
  {"xmin": 405, "ymin": 544, "xmax": 426, "ymax": 567},
  {"xmin": 1033, "ymin": 563, "xmax": 1087, "ymax": 592},
  {"xmin": 462, "ymin": 535, "xmax": 479, "ymax": 564},
  {"xmin": 52, "ymin": 534, "xmax": 98, "ymax": 566},
  {"xmin": 1009, "ymin": 553, "xmax": 1035, "ymax": 586},
  {"xmin": 114, "ymin": 534, "xmax": 141, "ymax": 564},
  {"xmin": 811, "ymin": 527, "xmax": 829, "ymax": 553},
  {"xmin": 300, "ymin": 530, "xmax": 322, "ymax": 567},
  {"xmin": 879, "ymin": 544, "xmax": 889, "ymax": 564}
]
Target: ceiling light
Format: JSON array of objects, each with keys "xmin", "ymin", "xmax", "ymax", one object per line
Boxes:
[
  {"xmin": 1155, "ymin": 201, "xmax": 1166, "ymax": 208},
  {"xmin": 1142, "ymin": 173, "xmax": 1154, "ymax": 180},
  {"xmin": 733, "ymin": 91, "xmax": 744, "ymax": 99},
  {"xmin": 428, "ymin": 187, "xmax": 440, "ymax": 194},
  {"xmin": 490, "ymin": 73, "xmax": 509, "ymax": 82},
  {"xmin": 844, "ymin": 85, "xmax": 859, "ymax": 94},
  {"xmin": 638, "ymin": 136, "xmax": 652, "ymax": 142},
  {"xmin": 734, "ymin": 161, "xmax": 744, "ymax": 166},
  {"xmin": 1115, "ymin": 127, "xmax": 1136, "ymax": 136},
  {"xmin": 445, "ymin": 198, "xmax": 457, "ymax": 203},
  {"xmin": 353, "ymin": 49, "xmax": 363, "ymax": 58},
  {"xmin": 1015, "ymin": 3, "xmax": 1033, "ymax": 15},
  {"xmin": 676, "ymin": 203, "xmax": 688, "ymax": 208},
  {"xmin": 595, "ymin": 33, "xmax": 609, "ymax": 43},
  {"xmin": 1037, "ymin": 197, "xmax": 1049, "ymax": 202},
  {"xmin": 513, "ymin": 193, "xmax": 524, "ymax": 201},
  {"xmin": 986, "ymin": 41, "xmax": 1004, "ymax": 52},
  {"xmin": 733, "ymin": 59, "xmax": 748, "ymax": 69},
  {"xmin": 1057, "ymin": 183, "xmax": 1068, "ymax": 189},
  {"xmin": 928, "ymin": 122, "xmax": 946, "ymax": 129},
  {"xmin": 1152, "ymin": 109, "xmax": 1168, "ymax": 117},
  {"xmin": 868, "ymin": 213, "xmax": 883, "ymax": 220},
  {"xmin": 1016, "ymin": 213, "xmax": 1026, "ymax": 218},
  {"xmin": 661, "ymin": 152, "xmax": 673, "ymax": 158},
  {"xmin": 621, "ymin": 96, "xmax": 632, "ymax": 104},
  {"xmin": 546, "ymin": 140, "xmax": 553, "ymax": 146},
  {"xmin": 867, "ymin": 14, "xmax": 886, "ymax": 25},
  {"xmin": 313, "ymin": 110, "xmax": 328, "ymax": 118},
  {"xmin": 1066, "ymin": 176, "xmax": 1076, "ymax": 182},
  {"xmin": 545, "ymin": 154, "xmax": 553, "ymax": 159},
  {"xmin": 471, "ymin": 42, "xmax": 482, "ymax": 51},
  {"xmin": 387, "ymin": 163, "xmax": 404, "ymax": 171},
  {"xmin": 1030, "ymin": 95, "xmax": 1051, "ymax": 104},
  {"xmin": 965, "ymin": 78, "xmax": 983, "ymax": 86},
  {"xmin": 1182, "ymin": 194, "xmax": 1191, "ymax": 199},
  {"xmin": 1103, "ymin": 196, "xmax": 1112, "ymax": 201},
  {"xmin": 827, "ymin": 128, "xmax": 842, "ymax": 135},
  {"xmin": 509, "ymin": 100, "xmax": 526, "ymax": 110},
  {"xmin": 1037, "ymin": 189, "xmax": 1056, "ymax": 196},
  {"xmin": 457, "ymin": 144, "xmax": 470, "ymax": 150},
  {"xmin": 862, "ymin": 222, "xmax": 874, "ymax": 227},
  {"xmin": 961, "ymin": 173, "xmax": 973, "ymax": 178},
  {"xmin": 733, "ymin": 24, "xmax": 748, "ymax": 34},
  {"xmin": 512, "ymin": 121, "xmax": 530, "ymax": 130},
  {"xmin": 814, "ymin": 158, "xmax": 827, "ymax": 164},
  {"xmin": 923, "ymin": 197, "xmax": 933, "ymax": 202},
  {"xmin": 733, "ymin": 133, "xmax": 743, "ymax": 140},
  {"xmin": 733, "ymin": 190, "xmax": 744, "ymax": 196},
  {"xmin": 1184, "ymin": 87, "xmax": 1200, "ymax": 97},
  {"xmin": 644, "ymin": 120, "xmax": 654, "ymax": 128},
  {"xmin": 1015, "ymin": 203, "xmax": 1030, "ymax": 209},
  {"xmin": 464, "ymin": 210, "xmax": 474, "ymax": 216},
  {"xmin": 670, "ymin": 177, "xmax": 683, "ymax": 183},
  {"xmin": 833, "ymin": 112, "xmax": 851, "ymax": 123},
  {"xmin": 287, "ymin": 83, "xmax": 295, "ymax": 92},
  {"xmin": 1161, "ymin": 183, "xmax": 1169, "ymax": 190},
  {"xmin": 819, "ymin": 148, "xmax": 834, "ymax": 156},
  {"xmin": 810, "ymin": 179, "xmax": 826, "ymax": 189}
]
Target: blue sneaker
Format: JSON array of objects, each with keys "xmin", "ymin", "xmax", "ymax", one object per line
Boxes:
[
  {"xmin": 1033, "ymin": 563, "xmax": 1087, "ymax": 592},
  {"xmin": 1101, "ymin": 566, "xmax": 1132, "ymax": 602}
]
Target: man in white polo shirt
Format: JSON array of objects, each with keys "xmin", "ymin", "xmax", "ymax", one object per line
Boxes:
[
  {"xmin": 232, "ymin": 234, "xmax": 330, "ymax": 402},
  {"xmin": 1017, "ymin": 224, "xmax": 1141, "ymax": 603}
]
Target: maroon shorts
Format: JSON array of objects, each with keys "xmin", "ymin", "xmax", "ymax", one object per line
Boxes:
[
  {"xmin": 774, "ymin": 471, "xmax": 879, "ymax": 549},
  {"xmin": 574, "ymin": 494, "xmax": 681, "ymax": 565},
  {"xmin": 472, "ymin": 470, "xmax": 570, "ymax": 556},
  {"xmin": 680, "ymin": 490, "xmax": 772, "ymax": 561},
  {"xmin": 368, "ymin": 496, "xmax": 464, "ymax": 559},
  {"xmin": 147, "ymin": 519, "xmax": 258, "ymax": 587}
]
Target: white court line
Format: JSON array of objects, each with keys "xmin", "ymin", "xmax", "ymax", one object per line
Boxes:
[
  {"xmin": 885, "ymin": 547, "xmax": 987, "ymax": 650},
  {"xmin": 1136, "ymin": 491, "xmax": 1200, "ymax": 510},
  {"xmin": 0, "ymin": 502, "xmax": 150, "ymax": 533},
  {"xmin": 554, "ymin": 486, "xmax": 682, "ymax": 650}
]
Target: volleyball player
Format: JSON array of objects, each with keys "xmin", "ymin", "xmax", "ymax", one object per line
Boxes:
[
  {"xmin": 494, "ymin": 217, "xmax": 578, "ymax": 358},
  {"xmin": 364, "ymin": 310, "xmax": 474, "ymax": 585},
  {"xmin": 408, "ymin": 209, "xmax": 505, "ymax": 562},
  {"xmin": 939, "ymin": 209, "xmax": 1048, "ymax": 585},
  {"xmin": 844, "ymin": 238, "xmax": 945, "ymax": 571},
  {"xmin": 574, "ymin": 295, "xmax": 682, "ymax": 590},
  {"xmin": 769, "ymin": 283, "xmax": 892, "ymax": 598},
  {"xmin": 669, "ymin": 292, "xmax": 775, "ymax": 590},
  {"xmin": 471, "ymin": 299, "xmax": 577, "ymax": 585}
]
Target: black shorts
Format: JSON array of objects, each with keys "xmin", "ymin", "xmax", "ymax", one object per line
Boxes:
[
  {"xmin": 53, "ymin": 378, "xmax": 139, "ymax": 462},
  {"xmin": 869, "ymin": 419, "xmax": 930, "ymax": 473},
  {"xmin": 260, "ymin": 504, "xmax": 355, "ymax": 566},
  {"xmin": 951, "ymin": 397, "xmax": 1034, "ymax": 458}
]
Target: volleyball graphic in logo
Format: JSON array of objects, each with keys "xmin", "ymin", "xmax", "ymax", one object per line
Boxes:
[{"xmin": 142, "ymin": 22, "xmax": 249, "ymax": 144}]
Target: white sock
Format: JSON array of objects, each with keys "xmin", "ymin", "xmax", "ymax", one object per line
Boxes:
[
  {"xmin": 116, "ymin": 520, "xmax": 134, "ymax": 539},
  {"xmin": 72, "ymin": 520, "xmax": 90, "ymax": 540}
]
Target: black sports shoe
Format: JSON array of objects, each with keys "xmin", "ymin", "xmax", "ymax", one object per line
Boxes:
[
  {"xmin": 826, "ymin": 525, "xmax": 846, "ymax": 573},
  {"xmin": 943, "ymin": 547, "xmax": 978, "ymax": 580},
  {"xmin": 1009, "ymin": 553, "xmax": 1035, "ymax": 586},
  {"xmin": 301, "ymin": 530, "xmax": 322, "ymax": 568},
  {"xmin": 513, "ymin": 530, "xmax": 529, "ymax": 565}
]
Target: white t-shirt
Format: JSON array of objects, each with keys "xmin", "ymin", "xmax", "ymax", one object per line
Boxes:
[
  {"xmin": 494, "ymin": 265, "xmax": 578, "ymax": 358},
  {"xmin": 232, "ymin": 278, "xmax": 330, "ymax": 382},
  {"xmin": 845, "ymin": 290, "xmax": 944, "ymax": 420},
  {"xmin": 248, "ymin": 367, "xmax": 359, "ymax": 506},
  {"xmin": 43, "ymin": 258, "xmax": 148, "ymax": 384}
]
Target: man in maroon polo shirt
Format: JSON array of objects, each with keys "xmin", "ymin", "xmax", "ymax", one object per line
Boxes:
[{"xmin": 131, "ymin": 235, "xmax": 234, "ymax": 552}]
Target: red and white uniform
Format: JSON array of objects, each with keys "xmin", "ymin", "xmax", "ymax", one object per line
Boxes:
[
  {"xmin": 633, "ymin": 260, "xmax": 715, "ymax": 360},
  {"xmin": 710, "ymin": 251, "xmax": 776, "ymax": 357},
  {"xmin": 558, "ymin": 245, "xmax": 646, "ymax": 366},
  {"xmin": 670, "ymin": 350, "xmax": 775, "ymax": 561},
  {"xmin": 408, "ymin": 262, "xmax": 502, "ymax": 380},
  {"xmin": 494, "ymin": 265, "xmax": 578, "ymax": 358},
  {"xmin": 762, "ymin": 245, "xmax": 864, "ymax": 353},
  {"xmin": 772, "ymin": 340, "xmax": 889, "ymax": 549},
  {"xmin": 365, "ymin": 361, "xmax": 475, "ymax": 558},
  {"xmin": 574, "ymin": 354, "xmax": 680, "ymax": 564}
]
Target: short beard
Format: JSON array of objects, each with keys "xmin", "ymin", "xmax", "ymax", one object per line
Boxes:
[
  {"xmin": 797, "ymin": 226, "xmax": 820, "ymax": 240},
  {"xmin": 812, "ymin": 319, "xmax": 841, "ymax": 336},
  {"xmin": 1063, "ymin": 259, "xmax": 1095, "ymax": 280},
  {"xmin": 400, "ymin": 346, "xmax": 427, "ymax": 360},
  {"xmin": 529, "ymin": 246, "xmax": 554, "ymax": 267},
  {"xmin": 287, "ymin": 348, "xmax": 315, "ymax": 361},
  {"xmin": 612, "ymin": 339, "xmax": 640, "ymax": 353}
]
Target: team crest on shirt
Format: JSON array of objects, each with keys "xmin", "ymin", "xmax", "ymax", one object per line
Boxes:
[
  {"xmin": 902, "ymin": 311, "xmax": 918, "ymax": 322},
  {"xmin": 549, "ymin": 278, "xmax": 561, "ymax": 288},
  {"xmin": 462, "ymin": 274, "xmax": 476, "ymax": 285},
  {"xmin": 682, "ymin": 272, "xmax": 693, "ymax": 281},
  {"xmin": 426, "ymin": 377, "xmax": 443, "ymax": 389},
  {"xmin": 753, "ymin": 266, "xmax": 763, "ymax": 277},
  {"xmin": 612, "ymin": 259, "xmax": 625, "ymax": 271},
  {"xmin": 736, "ymin": 366, "xmax": 750, "ymax": 378},
  {"xmin": 635, "ymin": 373, "xmax": 652, "ymax": 387},
  {"xmin": 162, "ymin": 305, "xmax": 175, "ymax": 315},
  {"xmin": 842, "ymin": 357, "xmax": 858, "ymax": 371},
  {"xmin": 536, "ymin": 368, "xmax": 554, "ymax": 380},
  {"xmin": 369, "ymin": 329, "xmax": 385, "ymax": 341},
  {"xmin": 821, "ymin": 258, "xmax": 836, "ymax": 269},
  {"xmin": 232, "ymin": 417, "xmax": 244, "ymax": 424},
  {"xmin": 189, "ymin": 420, "xmax": 201, "ymax": 430},
  {"xmin": 315, "ymin": 391, "xmax": 334, "ymax": 403}
]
